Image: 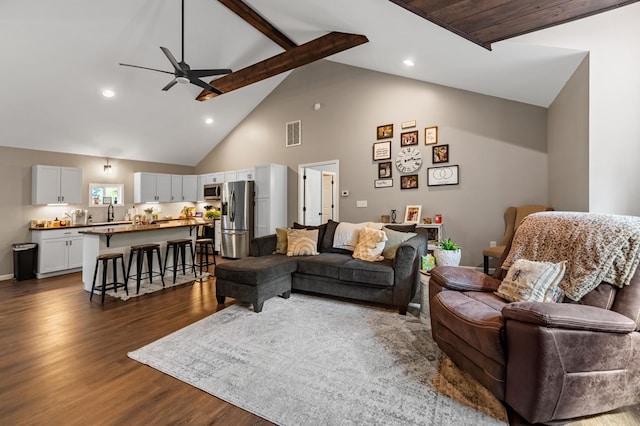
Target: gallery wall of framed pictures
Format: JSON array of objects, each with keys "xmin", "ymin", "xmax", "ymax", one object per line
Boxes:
[{"xmin": 371, "ymin": 120, "xmax": 459, "ymax": 190}]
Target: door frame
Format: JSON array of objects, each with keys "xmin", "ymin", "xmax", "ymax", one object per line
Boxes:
[{"xmin": 297, "ymin": 160, "xmax": 339, "ymax": 224}]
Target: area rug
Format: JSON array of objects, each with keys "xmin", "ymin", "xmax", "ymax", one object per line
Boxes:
[
  {"xmin": 106, "ymin": 272, "xmax": 209, "ymax": 301},
  {"xmin": 128, "ymin": 294, "xmax": 508, "ymax": 425}
]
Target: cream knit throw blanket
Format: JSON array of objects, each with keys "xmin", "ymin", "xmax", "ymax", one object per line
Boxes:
[{"xmin": 502, "ymin": 212, "xmax": 640, "ymax": 301}]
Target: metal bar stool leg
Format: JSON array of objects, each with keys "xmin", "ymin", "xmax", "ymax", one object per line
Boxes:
[
  {"xmin": 101, "ymin": 258, "xmax": 108, "ymax": 305},
  {"xmin": 90, "ymin": 258, "xmax": 100, "ymax": 301}
]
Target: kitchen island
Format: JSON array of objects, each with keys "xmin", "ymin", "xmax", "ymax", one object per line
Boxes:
[{"xmin": 80, "ymin": 219, "xmax": 210, "ymax": 292}]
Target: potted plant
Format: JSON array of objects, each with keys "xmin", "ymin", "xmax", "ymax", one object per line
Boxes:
[
  {"xmin": 434, "ymin": 238, "xmax": 462, "ymax": 266},
  {"xmin": 143, "ymin": 207, "xmax": 154, "ymax": 223}
]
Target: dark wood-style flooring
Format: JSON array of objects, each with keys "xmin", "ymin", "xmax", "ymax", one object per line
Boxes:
[{"xmin": 0, "ymin": 261, "xmax": 272, "ymax": 425}]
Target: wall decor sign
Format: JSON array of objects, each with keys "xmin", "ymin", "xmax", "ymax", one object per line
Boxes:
[
  {"xmin": 400, "ymin": 130, "xmax": 419, "ymax": 146},
  {"xmin": 378, "ymin": 161, "xmax": 392, "ymax": 178},
  {"xmin": 400, "ymin": 174, "xmax": 419, "ymax": 189},
  {"xmin": 432, "ymin": 144, "xmax": 449, "ymax": 163},
  {"xmin": 427, "ymin": 165, "xmax": 459, "ymax": 186},
  {"xmin": 425, "ymin": 126, "xmax": 438, "ymax": 145},
  {"xmin": 404, "ymin": 205, "xmax": 422, "ymax": 224},
  {"xmin": 373, "ymin": 141, "xmax": 391, "ymax": 160},
  {"xmin": 376, "ymin": 124, "xmax": 393, "ymax": 140},
  {"xmin": 401, "ymin": 120, "xmax": 416, "ymax": 129},
  {"xmin": 374, "ymin": 179, "xmax": 393, "ymax": 188}
]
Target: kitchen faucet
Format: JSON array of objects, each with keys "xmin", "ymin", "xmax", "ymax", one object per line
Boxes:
[{"xmin": 107, "ymin": 203, "xmax": 114, "ymax": 222}]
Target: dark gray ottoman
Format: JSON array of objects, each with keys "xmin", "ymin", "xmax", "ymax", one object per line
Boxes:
[{"xmin": 214, "ymin": 255, "xmax": 298, "ymax": 312}]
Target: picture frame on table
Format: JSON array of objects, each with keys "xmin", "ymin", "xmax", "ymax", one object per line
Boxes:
[
  {"xmin": 427, "ymin": 165, "xmax": 459, "ymax": 186},
  {"xmin": 372, "ymin": 141, "xmax": 392, "ymax": 160},
  {"xmin": 404, "ymin": 205, "xmax": 422, "ymax": 224},
  {"xmin": 374, "ymin": 179, "xmax": 393, "ymax": 188},
  {"xmin": 432, "ymin": 144, "xmax": 449, "ymax": 163},
  {"xmin": 400, "ymin": 130, "xmax": 419, "ymax": 146},
  {"xmin": 376, "ymin": 124, "xmax": 393, "ymax": 140},
  {"xmin": 378, "ymin": 161, "xmax": 392, "ymax": 178},
  {"xmin": 425, "ymin": 126, "xmax": 438, "ymax": 145},
  {"xmin": 400, "ymin": 174, "xmax": 418, "ymax": 189}
]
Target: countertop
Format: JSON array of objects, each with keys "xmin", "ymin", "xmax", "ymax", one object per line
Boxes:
[
  {"xmin": 78, "ymin": 218, "xmax": 210, "ymax": 236},
  {"xmin": 29, "ymin": 221, "xmax": 133, "ymax": 231}
]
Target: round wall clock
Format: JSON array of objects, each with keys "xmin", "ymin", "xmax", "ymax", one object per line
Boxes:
[{"xmin": 395, "ymin": 147, "xmax": 423, "ymax": 173}]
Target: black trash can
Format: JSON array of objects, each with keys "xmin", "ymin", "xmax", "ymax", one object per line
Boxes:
[{"xmin": 12, "ymin": 243, "xmax": 38, "ymax": 281}]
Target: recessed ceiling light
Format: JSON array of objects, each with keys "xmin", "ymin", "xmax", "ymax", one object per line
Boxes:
[
  {"xmin": 403, "ymin": 59, "xmax": 415, "ymax": 67},
  {"xmin": 205, "ymin": 117, "xmax": 214, "ymax": 125},
  {"xmin": 102, "ymin": 89, "xmax": 115, "ymax": 98}
]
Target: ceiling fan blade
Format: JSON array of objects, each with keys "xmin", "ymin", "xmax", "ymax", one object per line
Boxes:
[
  {"xmin": 189, "ymin": 68, "xmax": 232, "ymax": 78},
  {"xmin": 119, "ymin": 63, "xmax": 175, "ymax": 75},
  {"xmin": 189, "ymin": 77, "xmax": 223, "ymax": 95},
  {"xmin": 162, "ymin": 79, "xmax": 178, "ymax": 91},
  {"xmin": 160, "ymin": 47, "xmax": 182, "ymax": 72}
]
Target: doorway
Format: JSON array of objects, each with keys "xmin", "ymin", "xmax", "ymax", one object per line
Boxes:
[{"xmin": 298, "ymin": 160, "xmax": 339, "ymax": 225}]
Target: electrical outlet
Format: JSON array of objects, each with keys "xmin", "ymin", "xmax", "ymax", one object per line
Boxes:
[
  {"xmin": 341, "ymin": 190, "xmax": 349, "ymax": 197},
  {"xmin": 356, "ymin": 200, "xmax": 367, "ymax": 208},
  {"xmin": 489, "ymin": 241, "xmax": 497, "ymax": 247}
]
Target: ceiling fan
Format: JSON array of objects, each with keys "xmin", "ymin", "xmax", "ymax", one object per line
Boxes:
[{"xmin": 119, "ymin": 0, "xmax": 231, "ymax": 94}]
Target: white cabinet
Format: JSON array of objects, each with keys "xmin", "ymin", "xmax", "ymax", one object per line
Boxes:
[
  {"xmin": 182, "ymin": 175, "xmax": 198, "ymax": 202},
  {"xmin": 134, "ymin": 172, "xmax": 172, "ymax": 203},
  {"xmin": 32, "ymin": 228, "xmax": 83, "ymax": 276},
  {"xmin": 224, "ymin": 171, "xmax": 237, "ymax": 182},
  {"xmin": 170, "ymin": 175, "xmax": 183, "ymax": 202},
  {"xmin": 237, "ymin": 168, "xmax": 255, "ymax": 181},
  {"xmin": 254, "ymin": 164, "xmax": 287, "ymax": 237},
  {"xmin": 32, "ymin": 165, "xmax": 82, "ymax": 205}
]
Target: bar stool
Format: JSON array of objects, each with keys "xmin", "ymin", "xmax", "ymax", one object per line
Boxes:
[
  {"xmin": 127, "ymin": 243, "xmax": 164, "ymax": 294},
  {"xmin": 90, "ymin": 252, "xmax": 127, "ymax": 304},
  {"xmin": 163, "ymin": 238, "xmax": 196, "ymax": 283},
  {"xmin": 195, "ymin": 238, "xmax": 216, "ymax": 278}
]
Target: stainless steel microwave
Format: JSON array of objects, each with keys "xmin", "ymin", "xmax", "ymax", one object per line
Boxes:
[{"xmin": 203, "ymin": 183, "xmax": 222, "ymax": 200}]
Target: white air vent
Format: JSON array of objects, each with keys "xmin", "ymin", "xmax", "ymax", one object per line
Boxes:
[{"xmin": 286, "ymin": 120, "xmax": 301, "ymax": 147}]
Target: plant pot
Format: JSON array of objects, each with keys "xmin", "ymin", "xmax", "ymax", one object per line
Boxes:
[{"xmin": 434, "ymin": 249, "xmax": 461, "ymax": 266}]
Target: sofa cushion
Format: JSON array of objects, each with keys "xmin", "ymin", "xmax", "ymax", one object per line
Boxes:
[
  {"xmin": 382, "ymin": 228, "xmax": 417, "ymax": 260},
  {"xmin": 339, "ymin": 259, "xmax": 394, "ymax": 287},
  {"xmin": 495, "ymin": 259, "xmax": 566, "ymax": 303},
  {"xmin": 296, "ymin": 253, "xmax": 352, "ymax": 280},
  {"xmin": 293, "ymin": 222, "xmax": 327, "ymax": 252},
  {"xmin": 320, "ymin": 220, "xmax": 352, "ymax": 254},
  {"xmin": 432, "ymin": 290, "xmax": 505, "ymax": 366},
  {"xmin": 214, "ymin": 255, "xmax": 298, "ymax": 286},
  {"xmin": 275, "ymin": 228, "xmax": 288, "ymax": 254},
  {"xmin": 353, "ymin": 227, "xmax": 387, "ymax": 262},
  {"xmin": 286, "ymin": 229, "xmax": 319, "ymax": 256},
  {"xmin": 384, "ymin": 223, "xmax": 417, "ymax": 233},
  {"xmin": 333, "ymin": 222, "xmax": 369, "ymax": 251}
]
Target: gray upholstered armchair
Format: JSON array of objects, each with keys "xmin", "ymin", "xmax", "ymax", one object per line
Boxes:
[{"xmin": 430, "ymin": 212, "xmax": 640, "ymax": 424}]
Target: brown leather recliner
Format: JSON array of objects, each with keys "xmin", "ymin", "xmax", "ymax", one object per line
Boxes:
[{"xmin": 429, "ymin": 226, "xmax": 640, "ymax": 423}]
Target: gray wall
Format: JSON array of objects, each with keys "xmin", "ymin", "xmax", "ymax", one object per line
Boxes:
[
  {"xmin": 548, "ymin": 56, "xmax": 589, "ymax": 212},
  {"xmin": 0, "ymin": 146, "xmax": 194, "ymax": 277},
  {"xmin": 196, "ymin": 60, "xmax": 549, "ymax": 267}
]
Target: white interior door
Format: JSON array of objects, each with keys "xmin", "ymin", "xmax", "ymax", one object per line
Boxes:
[
  {"xmin": 322, "ymin": 173, "xmax": 335, "ymax": 222},
  {"xmin": 303, "ymin": 168, "xmax": 322, "ymax": 225}
]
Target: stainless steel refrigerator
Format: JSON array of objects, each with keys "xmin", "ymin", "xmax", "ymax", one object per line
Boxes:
[{"xmin": 220, "ymin": 180, "xmax": 255, "ymax": 258}]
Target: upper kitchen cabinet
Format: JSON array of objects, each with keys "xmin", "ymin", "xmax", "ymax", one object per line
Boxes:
[
  {"xmin": 181, "ymin": 175, "xmax": 198, "ymax": 202},
  {"xmin": 32, "ymin": 165, "xmax": 83, "ymax": 205},
  {"xmin": 134, "ymin": 172, "xmax": 171, "ymax": 203}
]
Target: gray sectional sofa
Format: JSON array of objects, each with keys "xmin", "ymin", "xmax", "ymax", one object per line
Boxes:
[{"xmin": 214, "ymin": 220, "xmax": 429, "ymax": 313}]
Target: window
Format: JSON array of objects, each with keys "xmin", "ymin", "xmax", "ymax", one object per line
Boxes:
[{"xmin": 89, "ymin": 183, "xmax": 124, "ymax": 206}]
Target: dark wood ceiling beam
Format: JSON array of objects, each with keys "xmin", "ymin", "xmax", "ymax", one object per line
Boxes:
[
  {"xmin": 196, "ymin": 32, "xmax": 368, "ymax": 101},
  {"xmin": 218, "ymin": 0, "xmax": 297, "ymax": 50}
]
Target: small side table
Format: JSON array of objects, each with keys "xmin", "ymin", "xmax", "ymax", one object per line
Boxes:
[{"xmin": 419, "ymin": 270, "xmax": 431, "ymax": 325}]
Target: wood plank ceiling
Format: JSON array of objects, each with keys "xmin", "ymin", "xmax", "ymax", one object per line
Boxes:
[{"xmin": 388, "ymin": 0, "xmax": 640, "ymax": 49}]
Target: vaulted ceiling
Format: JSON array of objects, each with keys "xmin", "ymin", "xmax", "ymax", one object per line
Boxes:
[{"xmin": 0, "ymin": 0, "xmax": 637, "ymax": 166}]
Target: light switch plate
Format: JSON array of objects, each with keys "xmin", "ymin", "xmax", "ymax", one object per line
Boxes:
[{"xmin": 356, "ymin": 200, "xmax": 367, "ymax": 208}]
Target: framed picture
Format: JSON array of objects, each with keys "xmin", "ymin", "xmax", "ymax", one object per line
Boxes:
[
  {"xmin": 425, "ymin": 126, "xmax": 438, "ymax": 145},
  {"xmin": 400, "ymin": 130, "xmax": 419, "ymax": 146},
  {"xmin": 400, "ymin": 174, "xmax": 418, "ymax": 189},
  {"xmin": 378, "ymin": 161, "xmax": 392, "ymax": 178},
  {"xmin": 404, "ymin": 205, "xmax": 422, "ymax": 224},
  {"xmin": 377, "ymin": 124, "xmax": 393, "ymax": 140},
  {"xmin": 427, "ymin": 165, "xmax": 459, "ymax": 186},
  {"xmin": 401, "ymin": 120, "xmax": 416, "ymax": 129},
  {"xmin": 372, "ymin": 141, "xmax": 391, "ymax": 160},
  {"xmin": 374, "ymin": 179, "xmax": 393, "ymax": 188},
  {"xmin": 102, "ymin": 196, "xmax": 112, "ymax": 205},
  {"xmin": 432, "ymin": 144, "xmax": 449, "ymax": 163}
]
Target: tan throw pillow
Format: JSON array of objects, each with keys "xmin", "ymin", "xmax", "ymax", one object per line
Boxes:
[
  {"xmin": 275, "ymin": 228, "xmax": 289, "ymax": 254},
  {"xmin": 382, "ymin": 228, "xmax": 417, "ymax": 260},
  {"xmin": 495, "ymin": 259, "xmax": 566, "ymax": 303},
  {"xmin": 286, "ymin": 229, "xmax": 319, "ymax": 257},
  {"xmin": 353, "ymin": 227, "xmax": 388, "ymax": 262}
]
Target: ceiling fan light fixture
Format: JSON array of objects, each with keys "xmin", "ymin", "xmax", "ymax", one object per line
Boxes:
[{"xmin": 176, "ymin": 76, "xmax": 189, "ymax": 84}]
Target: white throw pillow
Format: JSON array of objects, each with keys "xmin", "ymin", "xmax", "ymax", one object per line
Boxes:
[
  {"xmin": 352, "ymin": 227, "xmax": 388, "ymax": 262},
  {"xmin": 495, "ymin": 259, "xmax": 566, "ymax": 303},
  {"xmin": 286, "ymin": 229, "xmax": 319, "ymax": 257},
  {"xmin": 382, "ymin": 228, "xmax": 417, "ymax": 260},
  {"xmin": 333, "ymin": 222, "xmax": 369, "ymax": 251}
]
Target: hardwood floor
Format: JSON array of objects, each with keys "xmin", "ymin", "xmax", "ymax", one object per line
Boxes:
[{"xmin": 0, "ymin": 263, "xmax": 272, "ymax": 425}]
